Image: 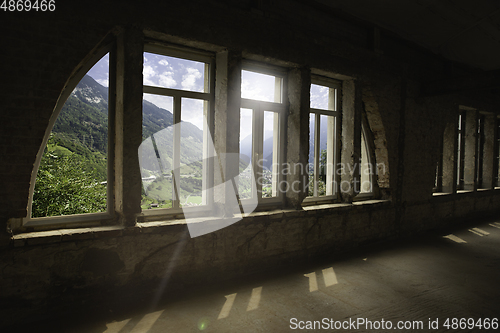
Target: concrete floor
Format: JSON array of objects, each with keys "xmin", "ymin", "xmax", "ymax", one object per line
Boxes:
[{"xmin": 21, "ymin": 219, "xmax": 500, "ymax": 332}]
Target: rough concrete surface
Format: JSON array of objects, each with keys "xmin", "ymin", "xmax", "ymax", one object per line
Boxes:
[{"xmin": 10, "ymin": 218, "xmax": 500, "ymax": 333}]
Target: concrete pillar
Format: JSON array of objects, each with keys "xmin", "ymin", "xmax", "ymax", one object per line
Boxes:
[
  {"xmin": 441, "ymin": 119, "xmax": 457, "ymax": 193},
  {"xmin": 213, "ymin": 49, "xmax": 241, "ymax": 217},
  {"xmin": 463, "ymin": 109, "xmax": 477, "ymax": 191},
  {"xmin": 114, "ymin": 27, "xmax": 143, "ymax": 226},
  {"xmin": 340, "ymin": 80, "xmax": 362, "ymax": 202},
  {"xmin": 481, "ymin": 114, "xmax": 496, "ymax": 189},
  {"xmin": 285, "ymin": 67, "xmax": 310, "ymax": 209}
]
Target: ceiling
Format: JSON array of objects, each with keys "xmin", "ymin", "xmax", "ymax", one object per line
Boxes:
[{"xmin": 315, "ymin": 0, "xmax": 500, "ymax": 71}]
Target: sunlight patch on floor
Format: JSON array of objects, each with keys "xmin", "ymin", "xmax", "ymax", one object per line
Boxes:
[
  {"xmin": 469, "ymin": 228, "xmax": 489, "ymax": 236},
  {"xmin": 104, "ymin": 318, "xmax": 131, "ymax": 333},
  {"xmin": 304, "ymin": 272, "xmax": 318, "ymax": 292},
  {"xmin": 322, "ymin": 267, "xmax": 338, "ymax": 287},
  {"xmin": 443, "ymin": 234, "xmax": 467, "ymax": 243},
  {"xmin": 218, "ymin": 293, "xmax": 237, "ymax": 319},
  {"xmin": 129, "ymin": 310, "xmax": 164, "ymax": 333},
  {"xmin": 246, "ymin": 287, "xmax": 263, "ymax": 311}
]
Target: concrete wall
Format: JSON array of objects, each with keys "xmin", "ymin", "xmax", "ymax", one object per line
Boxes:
[{"xmin": 1, "ymin": 0, "xmax": 499, "ymax": 326}]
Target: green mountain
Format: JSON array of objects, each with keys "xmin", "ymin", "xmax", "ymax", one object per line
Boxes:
[
  {"xmin": 53, "ymin": 74, "xmax": 205, "ymax": 157},
  {"xmin": 51, "ymin": 74, "xmax": 209, "ymax": 209}
]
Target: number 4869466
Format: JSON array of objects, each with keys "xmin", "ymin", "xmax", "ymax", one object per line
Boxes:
[{"xmin": 1, "ymin": 0, "xmax": 56, "ymax": 11}]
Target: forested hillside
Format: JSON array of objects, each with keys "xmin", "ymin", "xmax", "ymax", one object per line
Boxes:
[{"xmin": 33, "ymin": 74, "xmax": 206, "ymax": 216}]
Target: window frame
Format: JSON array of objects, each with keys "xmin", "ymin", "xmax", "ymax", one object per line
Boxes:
[
  {"xmin": 356, "ymin": 120, "xmax": 377, "ymax": 199},
  {"xmin": 433, "ymin": 139, "xmax": 444, "ymax": 193},
  {"xmin": 476, "ymin": 113, "xmax": 485, "ymax": 188},
  {"xmin": 303, "ymin": 75, "xmax": 342, "ymax": 204},
  {"xmin": 23, "ymin": 44, "xmax": 115, "ymax": 229},
  {"xmin": 456, "ymin": 110, "xmax": 466, "ymax": 190},
  {"xmin": 139, "ymin": 43, "xmax": 216, "ymax": 220},
  {"xmin": 239, "ymin": 61, "xmax": 287, "ymax": 207}
]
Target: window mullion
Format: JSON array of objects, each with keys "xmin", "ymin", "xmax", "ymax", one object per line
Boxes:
[
  {"xmin": 326, "ymin": 115, "xmax": 335, "ymax": 195},
  {"xmin": 314, "ymin": 112, "xmax": 320, "ymax": 197},
  {"xmin": 253, "ymin": 106, "xmax": 264, "ymax": 201},
  {"xmin": 143, "ymin": 85, "xmax": 210, "ymax": 100},
  {"xmin": 172, "ymin": 96, "xmax": 182, "ymax": 209},
  {"xmin": 274, "ymin": 76, "xmax": 282, "ymax": 103},
  {"xmin": 272, "ymin": 111, "xmax": 280, "ymax": 197}
]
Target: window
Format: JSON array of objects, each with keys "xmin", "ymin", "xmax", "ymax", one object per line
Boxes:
[
  {"xmin": 434, "ymin": 139, "xmax": 443, "ymax": 192},
  {"xmin": 435, "ymin": 108, "xmax": 500, "ymax": 195},
  {"xmin": 476, "ymin": 114, "xmax": 485, "ymax": 188},
  {"xmin": 21, "ymin": 37, "xmax": 381, "ymax": 232},
  {"xmin": 140, "ymin": 45, "xmax": 214, "ymax": 215},
  {"xmin": 306, "ymin": 77, "xmax": 340, "ymax": 200},
  {"xmin": 456, "ymin": 111, "xmax": 466, "ymax": 190},
  {"xmin": 28, "ymin": 49, "xmax": 112, "ymax": 223},
  {"xmin": 239, "ymin": 65, "xmax": 285, "ymax": 203}
]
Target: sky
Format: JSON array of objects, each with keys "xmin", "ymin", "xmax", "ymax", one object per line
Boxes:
[{"xmin": 85, "ymin": 52, "xmax": 329, "ymax": 141}]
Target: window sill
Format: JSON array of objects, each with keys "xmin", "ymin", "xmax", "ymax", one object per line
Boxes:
[
  {"xmin": 8, "ymin": 212, "xmax": 113, "ymax": 234},
  {"xmin": 433, "ymin": 188, "xmax": 498, "ymax": 197},
  {"xmin": 11, "ymin": 225, "xmax": 129, "ymax": 247},
  {"xmin": 11, "ymin": 199, "xmax": 391, "ymax": 248},
  {"xmin": 456, "ymin": 189, "xmax": 474, "ymax": 194},
  {"xmin": 432, "ymin": 192, "xmax": 452, "ymax": 196},
  {"xmin": 302, "ymin": 192, "xmax": 375, "ymax": 206}
]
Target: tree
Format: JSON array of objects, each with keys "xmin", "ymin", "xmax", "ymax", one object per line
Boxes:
[{"xmin": 32, "ymin": 137, "xmax": 107, "ymax": 217}]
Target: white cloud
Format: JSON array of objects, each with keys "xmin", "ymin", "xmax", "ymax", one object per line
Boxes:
[
  {"xmin": 241, "ymin": 71, "xmax": 275, "ymax": 102},
  {"xmin": 310, "ymin": 85, "xmax": 329, "ymax": 109},
  {"xmin": 159, "ymin": 59, "xmax": 169, "ymax": 66},
  {"xmin": 159, "ymin": 71, "xmax": 176, "ymax": 88},
  {"xmin": 143, "ymin": 65, "xmax": 156, "ymax": 86},
  {"xmin": 96, "ymin": 78, "xmax": 109, "ymax": 87},
  {"xmin": 143, "ymin": 64, "xmax": 177, "ymax": 88},
  {"xmin": 181, "ymin": 67, "xmax": 202, "ymax": 91}
]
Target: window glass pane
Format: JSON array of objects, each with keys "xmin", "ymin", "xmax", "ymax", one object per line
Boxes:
[
  {"xmin": 143, "ymin": 52, "xmax": 206, "ymax": 92},
  {"xmin": 457, "ymin": 113, "xmax": 465, "ymax": 188},
  {"xmin": 434, "ymin": 161, "xmax": 439, "ymax": 189},
  {"xmin": 360, "ymin": 131, "xmax": 372, "ymax": 193},
  {"xmin": 263, "ymin": 111, "xmax": 278, "ymax": 198},
  {"xmin": 310, "ymin": 84, "xmax": 329, "ymax": 110},
  {"xmin": 239, "ymin": 108, "xmax": 253, "ymax": 199},
  {"xmin": 318, "ymin": 115, "xmax": 332, "ymax": 196},
  {"xmin": 32, "ymin": 54, "xmax": 109, "ymax": 217},
  {"xmin": 308, "ymin": 112, "xmax": 336, "ymax": 198},
  {"xmin": 241, "ymin": 70, "xmax": 281, "ymax": 102},
  {"xmin": 140, "ymin": 94, "xmax": 174, "ymax": 210},
  {"xmin": 179, "ymin": 98, "xmax": 206, "ymax": 207},
  {"xmin": 325, "ymin": 115, "xmax": 336, "ymax": 196},
  {"xmin": 477, "ymin": 115, "xmax": 484, "ymax": 188}
]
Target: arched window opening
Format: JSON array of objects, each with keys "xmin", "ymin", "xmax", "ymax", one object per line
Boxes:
[
  {"xmin": 31, "ymin": 53, "xmax": 110, "ymax": 218},
  {"xmin": 360, "ymin": 125, "xmax": 375, "ymax": 194}
]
